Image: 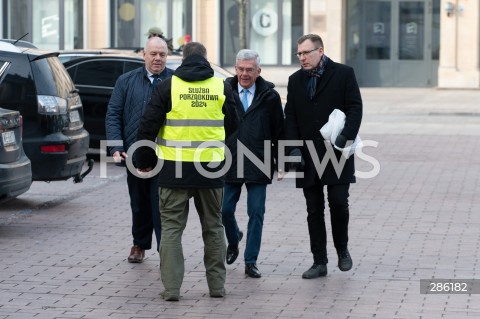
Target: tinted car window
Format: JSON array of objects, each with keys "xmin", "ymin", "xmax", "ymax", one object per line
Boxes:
[
  {"xmin": 0, "ymin": 61, "xmax": 37, "ymax": 115},
  {"xmin": 125, "ymin": 61, "xmax": 144, "ymax": 73},
  {"xmin": 31, "ymin": 57, "xmax": 73, "ymax": 97},
  {"xmin": 73, "ymin": 60, "xmax": 126, "ymax": 87}
]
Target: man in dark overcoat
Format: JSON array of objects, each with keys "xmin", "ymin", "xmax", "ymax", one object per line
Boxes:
[
  {"xmin": 284, "ymin": 33, "xmax": 363, "ymax": 279},
  {"xmin": 222, "ymin": 49, "xmax": 284, "ymax": 278}
]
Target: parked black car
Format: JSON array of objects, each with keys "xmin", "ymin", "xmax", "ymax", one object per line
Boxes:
[
  {"xmin": 0, "ymin": 107, "xmax": 32, "ymax": 201},
  {"xmin": 58, "ymin": 49, "xmax": 141, "ymax": 63},
  {"xmin": 61, "ymin": 52, "xmax": 232, "ymax": 152},
  {"xmin": 0, "ymin": 41, "xmax": 93, "ymax": 182}
]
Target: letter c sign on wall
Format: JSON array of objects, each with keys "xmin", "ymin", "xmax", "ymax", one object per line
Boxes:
[{"xmin": 252, "ymin": 8, "xmax": 278, "ymax": 37}]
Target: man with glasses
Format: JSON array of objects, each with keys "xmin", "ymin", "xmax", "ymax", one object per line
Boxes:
[
  {"xmin": 283, "ymin": 34, "xmax": 363, "ymax": 279},
  {"xmin": 221, "ymin": 49, "xmax": 284, "ymax": 278}
]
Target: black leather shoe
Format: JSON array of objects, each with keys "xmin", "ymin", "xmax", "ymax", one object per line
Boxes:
[
  {"xmin": 226, "ymin": 231, "xmax": 243, "ymax": 265},
  {"xmin": 337, "ymin": 249, "xmax": 352, "ymax": 271},
  {"xmin": 245, "ymin": 263, "xmax": 261, "ymax": 278},
  {"xmin": 302, "ymin": 263, "xmax": 327, "ymax": 279}
]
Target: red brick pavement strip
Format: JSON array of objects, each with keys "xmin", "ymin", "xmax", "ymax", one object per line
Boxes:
[{"xmin": 1, "ymin": 133, "xmax": 480, "ymax": 318}]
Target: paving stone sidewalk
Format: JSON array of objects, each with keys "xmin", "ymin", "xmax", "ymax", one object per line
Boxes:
[{"xmin": 1, "ymin": 88, "xmax": 479, "ymax": 319}]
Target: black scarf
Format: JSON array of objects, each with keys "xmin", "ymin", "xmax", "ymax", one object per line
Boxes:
[{"xmin": 302, "ymin": 54, "xmax": 329, "ymax": 101}]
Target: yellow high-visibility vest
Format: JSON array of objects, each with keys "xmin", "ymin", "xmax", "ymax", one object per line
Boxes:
[{"xmin": 157, "ymin": 75, "xmax": 226, "ymax": 162}]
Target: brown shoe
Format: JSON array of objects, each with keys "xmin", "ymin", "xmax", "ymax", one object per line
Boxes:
[{"xmin": 128, "ymin": 245, "xmax": 145, "ymax": 263}]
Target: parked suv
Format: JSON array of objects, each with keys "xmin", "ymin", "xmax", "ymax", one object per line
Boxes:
[
  {"xmin": 0, "ymin": 41, "xmax": 92, "ymax": 182},
  {"xmin": 0, "ymin": 107, "xmax": 32, "ymax": 200}
]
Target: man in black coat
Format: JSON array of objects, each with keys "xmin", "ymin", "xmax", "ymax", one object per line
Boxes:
[
  {"xmin": 284, "ymin": 34, "xmax": 362, "ymax": 279},
  {"xmin": 222, "ymin": 49, "xmax": 284, "ymax": 278}
]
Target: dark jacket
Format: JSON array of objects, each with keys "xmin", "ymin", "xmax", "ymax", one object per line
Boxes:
[
  {"xmin": 105, "ymin": 66, "xmax": 174, "ymax": 156},
  {"xmin": 284, "ymin": 59, "xmax": 362, "ymax": 188},
  {"xmin": 136, "ymin": 54, "xmax": 239, "ymax": 188},
  {"xmin": 225, "ymin": 75, "xmax": 284, "ymax": 184}
]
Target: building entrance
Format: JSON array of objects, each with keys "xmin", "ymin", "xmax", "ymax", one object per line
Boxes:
[{"xmin": 346, "ymin": 0, "xmax": 440, "ymax": 87}]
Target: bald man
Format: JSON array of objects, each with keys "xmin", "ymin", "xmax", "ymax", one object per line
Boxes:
[{"xmin": 106, "ymin": 37, "xmax": 174, "ymax": 262}]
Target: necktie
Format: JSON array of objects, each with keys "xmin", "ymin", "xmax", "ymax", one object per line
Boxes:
[
  {"xmin": 241, "ymin": 89, "xmax": 249, "ymax": 111},
  {"xmin": 152, "ymin": 74, "xmax": 160, "ymax": 88}
]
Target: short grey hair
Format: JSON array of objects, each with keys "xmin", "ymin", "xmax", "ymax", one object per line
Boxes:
[
  {"xmin": 144, "ymin": 36, "xmax": 167, "ymax": 51},
  {"xmin": 236, "ymin": 49, "xmax": 261, "ymax": 67}
]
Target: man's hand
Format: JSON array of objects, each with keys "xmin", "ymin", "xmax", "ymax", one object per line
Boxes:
[
  {"xmin": 288, "ymin": 148, "xmax": 305, "ymax": 171},
  {"xmin": 113, "ymin": 151, "xmax": 128, "ymax": 163},
  {"xmin": 334, "ymin": 135, "xmax": 347, "ymax": 149},
  {"xmin": 136, "ymin": 167, "xmax": 153, "ymax": 178}
]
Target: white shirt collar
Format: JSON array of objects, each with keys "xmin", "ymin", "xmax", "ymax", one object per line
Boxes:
[{"xmin": 238, "ymin": 83, "xmax": 256, "ymax": 95}]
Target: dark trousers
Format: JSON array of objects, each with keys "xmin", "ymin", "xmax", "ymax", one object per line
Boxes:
[
  {"xmin": 302, "ymin": 180, "xmax": 350, "ymax": 264},
  {"xmin": 126, "ymin": 169, "xmax": 161, "ymax": 251}
]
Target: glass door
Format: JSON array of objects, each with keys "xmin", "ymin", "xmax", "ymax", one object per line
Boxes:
[
  {"xmin": 364, "ymin": 1, "xmax": 394, "ymax": 86},
  {"xmin": 397, "ymin": 1, "xmax": 429, "ymax": 86},
  {"xmin": 346, "ymin": 0, "xmax": 439, "ymax": 87}
]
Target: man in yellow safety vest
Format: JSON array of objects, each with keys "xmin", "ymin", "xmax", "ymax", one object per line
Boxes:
[{"xmin": 135, "ymin": 42, "xmax": 238, "ymax": 301}]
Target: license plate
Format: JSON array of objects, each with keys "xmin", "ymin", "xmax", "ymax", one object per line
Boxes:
[
  {"xmin": 69, "ymin": 110, "xmax": 80, "ymax": 123},
  {"xmin": 2, "ymin": 131, "xmax": 16, "ymax": 146}
]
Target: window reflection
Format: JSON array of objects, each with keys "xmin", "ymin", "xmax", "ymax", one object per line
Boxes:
[
  {"xmin": 33, "ymin": 0, "xmax": 60, "ymax": 51},
  {"xmin": 398, "ymin": 1, "xmax": 424, "ymax": 60},
  {"xmin": 431, "ymin": 0, "xmax": 440, "ymax": 60},
  {"xmin": 114, "ymin": 0, "xmax": 192, "ymax": 49},
  {"xmin": 8, "ymin": 0, "xmax": 29, "ymax": 41},
  {"xmin": 366, "ymin": 1, "xmax": 391, "ymax": 60},
  {"xmin": 64, "ymin": 0, "xmax": 84, "ymax": 49},
  {"xmin": 221, "ymin": 0, "xmax": 302, "ymax": 66}
]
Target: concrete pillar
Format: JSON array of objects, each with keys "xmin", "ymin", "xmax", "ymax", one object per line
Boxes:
[
  {"xmin": 195, "ymin": 0, "xmax": 220, "ymax": 64},
  {"xmin": 86, "ymin": 0, "xmax": 109, "ymax": 49},
  {"xmin": 438, "ymin": 0, "xmax": 480, "ymax": 88}
]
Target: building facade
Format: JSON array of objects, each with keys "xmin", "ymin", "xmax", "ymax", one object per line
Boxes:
[{"xmin": 1, "ymin": 0, "xmax": 479, "ymax": 88}]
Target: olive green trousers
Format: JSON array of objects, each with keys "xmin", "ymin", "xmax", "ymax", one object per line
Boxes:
[{"xmin": 159, "ymin": 187, "xmax": 226, "ymax": 295}]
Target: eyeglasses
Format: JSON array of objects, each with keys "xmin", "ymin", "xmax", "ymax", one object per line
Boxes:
[
  {"xmin": 295, "ymin": 47, "xmax": 320, "ymax": 58},
  {"xmin": 235, "ymin": 66, "xmax": 257, "ymax": 74}
]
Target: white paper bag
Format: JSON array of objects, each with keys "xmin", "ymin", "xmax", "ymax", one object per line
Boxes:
[{"xmin": 320, "ymin": 109, "xmax": 362, "ymax": 159}]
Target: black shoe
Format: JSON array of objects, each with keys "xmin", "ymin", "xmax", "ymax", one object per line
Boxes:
[
  {"xmin": 245, "ymin": 263, "xmax": 262, "ymax": 278},
  {"xmin": 302, "ymin": 263, "xmax": 327, "ymax": 279},
  {"xmin": 337, "ymin": 249, "xmax": 352, "ymax": 271},
  {"xmin": 226, "ymin": 231, "xmax": 243, "ymax": 265}
]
